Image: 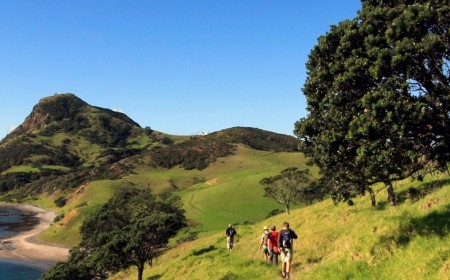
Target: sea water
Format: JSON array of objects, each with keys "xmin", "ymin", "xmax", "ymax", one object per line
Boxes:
[
  {"xmin": 0, "ymin": 207, "xmax": 23, "ymax": 238},
  {"xmin": 0, "ymin": 207, "xmax": 45, "ymax": 279},
  {"xmin": 0, "ymin": 260, "xmax": 44, "ymax": 280}
]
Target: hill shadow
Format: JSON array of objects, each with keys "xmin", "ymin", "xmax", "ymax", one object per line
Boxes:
[
  {"xmin": 146, "ymin": 274, "xmax": 162, "ymax": 280},
  {"xmin": 377, "ymin": 205, "xmax": 450, "ymax": 249},
  {"xmin": 396, "ymin": 178, "xmax": 450, "ymax": 204},
  {"xmin": 191, "ymin": 245, "xmax": 217, "ymax": 256},
  {"xmin": 220, "ymin": 272, "xmax": 239, "ymax": 280}
]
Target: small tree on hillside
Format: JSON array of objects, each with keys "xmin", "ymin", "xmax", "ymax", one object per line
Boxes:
[
  {"xmin": 42, "ymin": 189, "xmax": 187, "ymax": 280},
  {"xmin": 260, "ymin": 167, "xmax": 314, "ymax": 215}
]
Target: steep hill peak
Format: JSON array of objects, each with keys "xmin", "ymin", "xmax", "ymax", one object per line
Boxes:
[
  {"xmin": 3, "ymin": 93, "xmax": 141, "ymax": 143},
  {"xmin": 5, "ymin": 93, "xmax": 88, "ymax": 139}
]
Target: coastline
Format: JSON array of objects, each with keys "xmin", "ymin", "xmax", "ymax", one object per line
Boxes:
[{"xmin": 0, "ymin": 204, "xmax": 69, "ymax": 270}]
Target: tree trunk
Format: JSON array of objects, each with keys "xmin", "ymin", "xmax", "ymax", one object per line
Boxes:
[
  {"xmin": 137, "ymin": 262, "xmax": 144, "ymax": 280},
  {"xmin": 386, "ymin": 182, "xmax": 396, "ymax": 206},
  {"xmin": 285, "ymin": 204, "xmax": 290, "ymax": 215},
  {"xmin": 368, "ymin": 187, "xmax": 377, "ymax": 207}
]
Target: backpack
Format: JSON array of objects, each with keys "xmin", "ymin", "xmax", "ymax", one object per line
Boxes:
[
  {"xmin": 262, "ymin": 232, "xmax": 269, "ymax": 248},
  {"xmin": 228, "ymin": 227, "xmax": 236, "ymax": 237},
  {"xmin": 280, "ymin": 229, "xmax": 293, "ymax": 248}
]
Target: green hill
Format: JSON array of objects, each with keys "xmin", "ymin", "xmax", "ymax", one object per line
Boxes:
[
  {"xmin": 33, "ymin": 145, "xmax": 308, "ymax": 246},
  {"xmin": 4, "ymin": 94, "xmax": 447, "ymax": 280},
  {"xmin": 112, "ymin": 172, "xmax": 450, "ymax": 280},
  {"xmin": 0, "ymin": 93, "xmax": 305, "ymax": 245},
  {"xmin": 0, "ymin": 94, "xmax": 299, "ymax": 196}
]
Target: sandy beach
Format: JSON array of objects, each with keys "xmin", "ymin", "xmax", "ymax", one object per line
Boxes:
[{"xmin": 0, "ymin": 204, "xmax": 69, "ymax": 270}]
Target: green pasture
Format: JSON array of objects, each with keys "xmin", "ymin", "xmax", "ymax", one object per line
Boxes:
[
  {"xmin": 113, "ymin": 171, "xmax": 450, "ymax": 280},
  {"xmin": 37, "ymin": 179, "xmax": 124, "ymax": 246},
  {"xmin": 1, "ymin": 165, "xmax": 41, "ymax": 174},
  {"xmin": 126, "ymin": 145, "xmax": 310, "ymax": 233}
]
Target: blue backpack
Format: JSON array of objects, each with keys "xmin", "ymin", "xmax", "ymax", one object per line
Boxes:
[{"xmin": 280, "ymin": 229, "xmax": 293, "ymax": 248}]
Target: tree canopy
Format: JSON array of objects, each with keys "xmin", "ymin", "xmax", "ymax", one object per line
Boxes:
[
  {"xmin": 42, "ymin": 189, "xmax": 187, "ymax": 280},
  {"xmin": 260, "ymin": 167, "xmax": 316, "ymax": 214},
  {"xmin": 294, "ymin": 0, "xmax": 449, "ymax": 206}
]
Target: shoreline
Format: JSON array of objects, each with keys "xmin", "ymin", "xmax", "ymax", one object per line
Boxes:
[{"xmin": 0, "ymin": 203, "xmax": 69, "ymax": 270}]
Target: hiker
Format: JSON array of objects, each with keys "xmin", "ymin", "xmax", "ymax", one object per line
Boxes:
[
  {"xmin": 278, "ymin": 222, "xmax": 298, "ymax": 279},
  {"xmin": 259, "ymin": 226, "xmax": 270, "ymax": 261},
  {"xmin": 225, "ymin": 224, "xmax": 237, "ymax": 250},
  {"xmin": 268, "ymin": 225, "xmax": 280, "ymax": 266}
]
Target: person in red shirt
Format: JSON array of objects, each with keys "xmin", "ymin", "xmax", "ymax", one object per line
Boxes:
[{"xmin": 268, "ymin": 225, "xmax": 280, "ymax": 266}]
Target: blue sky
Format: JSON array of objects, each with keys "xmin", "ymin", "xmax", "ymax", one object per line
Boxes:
[{"xmin": 0, "ymin": 0, "xmax": 361, "ymax": 139}]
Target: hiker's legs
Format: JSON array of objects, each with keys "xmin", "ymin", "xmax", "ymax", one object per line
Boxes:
[
  {"xmin": 273, "ymin": 253, "xmax": 279, "ymax": 266},
  {"xmin": 268, "ymin": 248, "xmax": 274, "ymax": 264},
  {"xmin": 285, "ymin": 249, "xmax": 293, "ymax": 279},
  {"xmin": 280, "ymin": 248, "xmax": 292, "ymax": 277},
  {"xmin": 280, "ymin": 250, "xmax": 286, "ymax": 275},
  {"xmin": 286, "ymin": 261, "xmax": 291, "ymax": 278},
  {"xmin": 281, "ymin": 262, "xmax": 287, "ymax": 276}
]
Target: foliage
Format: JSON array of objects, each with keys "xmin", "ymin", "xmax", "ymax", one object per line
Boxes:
[
  {"xmin": 115, "ymin": 173, "xmax": 449, "ymax": 280},
  {"xmin": 150, "ymin": 127, "xmax": 299, "ymax": 171},
  {"xmin": 150, "ymin": 136, "xmax": 236, "ymax": 170},
  {"xmin": 259, "ymin": 167, "xmax": 315, "ymax": 214},
  {"xmin": 144, "ymin": 126, "xmax": 153, "ymax": 136},
  {"xmin": 54, "ymin": 213, "xmax": 65, "ymax": 223},
  {"xmin": 99, "ymin": 147, "xmax": 143, "ymax": 163},
  {"xmin": 0, "ymin": 139, "xmax": 80, "ymax": 172},
  {"xmin": 294, "ymin": 0, "xmax": 450, "ymax": 206},
  {"xmin": 209, "ymin": 127, "xmax": 299, "ymax": 152},
  {"xmin": 42, "ymin": 189, "xmax": 187, "ymax": 280},
  {"xmin": 54, "ymin": 196, "xmax": 67, "ymax": 207}
]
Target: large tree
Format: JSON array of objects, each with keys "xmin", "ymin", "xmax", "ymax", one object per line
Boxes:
[
  {"xmin": 260, "ymin": 167, "xmax": 315, "ymax": 214},
  {"xmin": 42, "ymin": 189, "xmax": 187, "ymax": 280},
  {"xmin": 295, "ymin": 0, "xmax": 449, "ymax": 206}
]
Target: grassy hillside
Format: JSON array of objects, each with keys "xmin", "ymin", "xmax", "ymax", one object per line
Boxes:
[
  {"xmin": 26, "ymin": 145, "xmax": 308, "ymax": 247},
  {"xmin": 112, "ymin": 171, "xmax": 449, "ymax": 280}
]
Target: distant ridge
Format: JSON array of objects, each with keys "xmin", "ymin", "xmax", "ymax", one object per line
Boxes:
[{"xmin": 0, "ymin": 93, "xmax": 299, "ymax": 194}]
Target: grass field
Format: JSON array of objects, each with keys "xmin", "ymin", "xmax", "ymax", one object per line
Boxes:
[
  {"xmin": 36, "ymin": 179, "xmax": 124, "ymax": 246},
  {"xmin": 29, "ymin": 145, "xmax": 308, "ymax": 245},
  {"xmin": 112, "ymin": 171, "xmax": 449, "ymax": 280},
  {"xmin": 11, "ymin": 143, "xmax": 449, "ymax": 279},
  {"xmin": 126, "ymin": 145, "xmax": 310, "ymax": 233}
]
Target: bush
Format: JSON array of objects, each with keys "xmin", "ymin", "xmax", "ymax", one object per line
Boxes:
[
  {"xmin": 54, "ymin": 196, "xmax": 67, "ymax": 207},
  {"xmin": 54, "ymin": 213, "xmax": 65, "ymax": 223}
]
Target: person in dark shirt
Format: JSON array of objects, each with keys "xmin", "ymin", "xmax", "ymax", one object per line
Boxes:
[
  {"xmin": 277, "ymin": 222, "xmax": 298, "ymax": 279},
  {"xmin": 225, "ymin": 224, "xmax": 237, "ymax": 250}
]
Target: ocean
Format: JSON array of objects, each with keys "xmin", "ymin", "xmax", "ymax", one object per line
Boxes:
[
  {"xmin": 0, "ymin": 207, "xmax": 22, "ymax": 238},
  {"xmin": 0, "ymin": 207, "xmax": 45, "ymax": 279},
  {"xmin": 0, "ymin": 260, "xmax": 44, "ymax": 280}
]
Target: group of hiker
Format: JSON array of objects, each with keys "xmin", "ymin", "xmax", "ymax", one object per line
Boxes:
[{"xmin": 225, "ymin": 222, "xmax": 298, "ymax": 279}]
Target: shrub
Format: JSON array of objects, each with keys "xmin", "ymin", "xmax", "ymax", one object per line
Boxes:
[
  {"xmin": 54, "ymin": 213, "xmax": 65, "ymax": 223},
  {"xmin": 54, "ymin": 196, "xmax": 67, "ymax": 207}
]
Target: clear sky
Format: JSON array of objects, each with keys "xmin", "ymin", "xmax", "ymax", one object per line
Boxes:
[{"xmin": 0, "ymin": 0, "xmax": 361, "ymax": 140}]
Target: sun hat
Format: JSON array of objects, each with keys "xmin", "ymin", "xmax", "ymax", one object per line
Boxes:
[{"xmin": 263, "ymin": 226, "xmax": 269, "ymax": 231}]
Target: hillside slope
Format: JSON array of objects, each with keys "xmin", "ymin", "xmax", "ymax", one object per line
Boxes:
[
  {"xmin": 113, "ymin": 172, "xmax": 450, "ymax": 280},
  {"xmin": 0, "ymin": 93, "xmax": 305, "ymax": 246},
  {"xmin": 0, "ymin": 93, "xmax": 299, "ymax": 196},
  {"xmin": 35, "ymin": 145, "xmax": 309, "ymax": 246}
]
